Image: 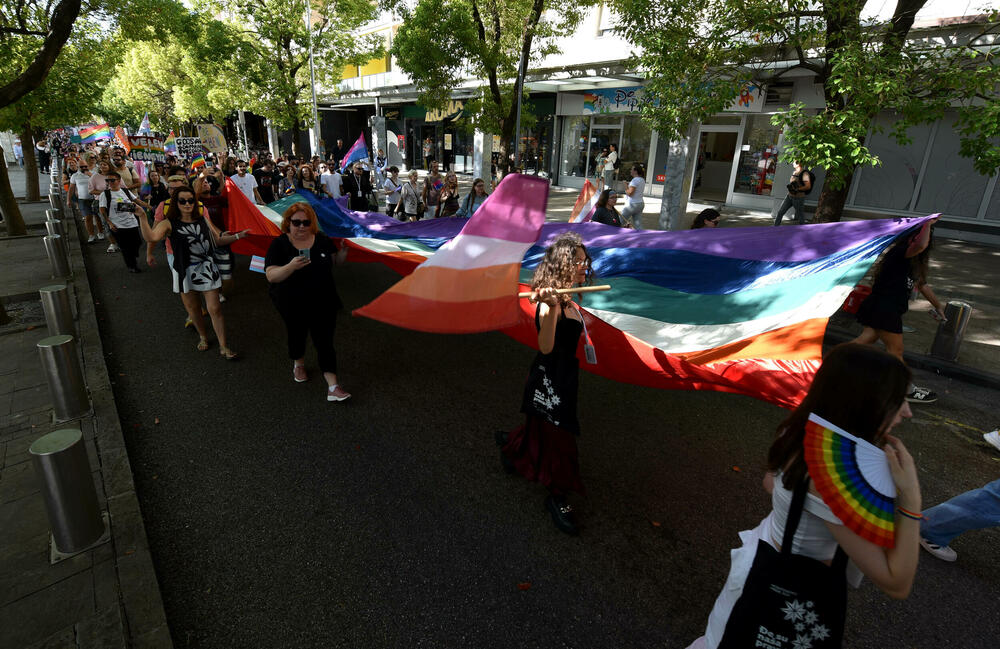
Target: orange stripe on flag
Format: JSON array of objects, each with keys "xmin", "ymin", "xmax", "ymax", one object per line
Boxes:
[
  {"xmin": 356, "ymin": 291, "xmax": 517, "ymax": 334},
  {"xmin": 674, "ymin": 318, "xmax": 828, "ymax": 365},
  {"xmin": 382, "ymin": 264, "xmax": 520, "ymax": 303}
]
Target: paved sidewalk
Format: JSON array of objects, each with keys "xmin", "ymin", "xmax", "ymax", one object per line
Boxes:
[{"xmin": 0, "ymin": 167, "xmax": 171, "ymax": 648}]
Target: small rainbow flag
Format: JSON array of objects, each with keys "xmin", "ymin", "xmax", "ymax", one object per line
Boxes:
[
  {"xmin": 804, "ymin": 413, "xmax": 897, "ymax": 548},
  {"xmin": 190, "ymin": 153, "xmax": 206, "ymax": 170},
  {"xmin": 79, "ymin": 123, "xmax": 111, "ymax": 143},
  {"xmin": 354, "ymin": 174, "xmax": 548, "ymax": 333},
  {"xmin": 164, "ymin": 131, "xmax": 177, "ymax": 154},
  {"xmin": 569, "ymin": 179, "xmax": 599, "ymax": 223}
]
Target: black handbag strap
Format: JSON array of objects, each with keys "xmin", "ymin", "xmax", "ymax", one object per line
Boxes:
[{"xmin": 782, "ymin": 476, "xmax": 850, "ymax": 571}]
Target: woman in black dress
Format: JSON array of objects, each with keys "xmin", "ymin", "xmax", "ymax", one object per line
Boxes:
[
  {"xmin": 498, "ymin": 232, "xmax": 593, "ymax": 535},
  {"xmin": 264, "ymin": 203, "xmax": 351, "ymax": 402},
  {"xmin": 852, "ymin": 217, "xmax": 939, "ymax": 403}
]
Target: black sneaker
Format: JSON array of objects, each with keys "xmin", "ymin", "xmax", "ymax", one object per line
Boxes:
[
  {"xmin": 545, "ymin": 495, "xmax": 579, "ymax": 535},
  {"xmin": 906, "ymin": 387, "xmax": 937, "ymax": 404}
]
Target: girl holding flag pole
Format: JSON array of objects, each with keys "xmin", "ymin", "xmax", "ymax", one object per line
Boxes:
[{"xmin": 498, "ymin": 233, "xmax": 594, "ymax": 535}]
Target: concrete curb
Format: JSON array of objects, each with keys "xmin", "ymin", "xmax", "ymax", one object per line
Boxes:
[
  {"xmin": 68, "ymin": 215, "xmax": 174, "ymax": 647},
  {"xmin": 825, "ymin": 326, "xmax": 1000, "ymax": 390}
]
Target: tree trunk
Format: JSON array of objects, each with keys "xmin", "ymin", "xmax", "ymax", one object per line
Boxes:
[
  {"xmin": 814, "ymin": 172, "xmax": 854, "ymax": 222},
  {"xmin": 0, "ymin": 144, "xmax": 28, "ymax": 236},
  {"xmin": 20, "ymin": 125, "xmax": 40, "ymax": 202}
]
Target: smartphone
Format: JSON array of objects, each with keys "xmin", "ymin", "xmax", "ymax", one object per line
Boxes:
[{"xmin": 298, "ymin": 248, "xmax": 311, "ymax": 260}]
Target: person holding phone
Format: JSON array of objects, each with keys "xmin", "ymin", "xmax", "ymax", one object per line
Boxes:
[{"xmin": 264, "ymin": 203, "xmax": 351, "ymax": 402}]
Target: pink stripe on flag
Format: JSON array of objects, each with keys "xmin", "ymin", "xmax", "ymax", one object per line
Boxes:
[{"xmin": 460, "ymin": 174, "xmax": 551, "ymax": 243}]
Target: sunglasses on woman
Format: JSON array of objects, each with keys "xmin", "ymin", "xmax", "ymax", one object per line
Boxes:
[
  {"xmin": 176, "ymin": 197, "xmax": 196, "ymax": 205},
  {"xmin": 290, "ymin": 219, "xmax": 311, "ymax": 227}
]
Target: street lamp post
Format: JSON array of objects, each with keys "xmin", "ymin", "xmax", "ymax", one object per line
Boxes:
[
  {"xmin": 513, "ymin": 36, "xmax": 528, "ymax": 170},
  {"xmin": 305, "ymin": 4, "xmax": 321, "ymax": 158}
]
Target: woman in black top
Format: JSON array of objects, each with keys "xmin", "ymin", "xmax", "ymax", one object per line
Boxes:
[
  {"xmin": 264, "ymin": 203, "xmax": 351, "ymax": 402},
  {"xmin": 498, "ymin": 233, "xmax": 593, "ymax": 535},
  {"xmin": 143, "ymin": 170, "xmax": 171, "ymax": 214},
  {"xmin": 852, "ymin": 217, "xmax": 940, "ymax": 403},
  {"xmin": 591, "ymin": 188, "xmax": 625, "ymax": 227}
]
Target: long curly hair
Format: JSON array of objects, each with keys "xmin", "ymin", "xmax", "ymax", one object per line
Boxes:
[{"xmin": 531, "ymin": 232, "xmax": 593, "ymax": 304}]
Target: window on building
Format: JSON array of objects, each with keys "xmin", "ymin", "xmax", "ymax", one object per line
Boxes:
[
  {"xmin": 914, "ymin": 112, "xmax": 990, "ymax": 218},
  {"xmin": 559, "ymin": 116, "xmax": 591, "ymax": 178},
  {"xmin": 733, "ymin": 114, "xmax": 781, "ymax": 196},
  {"xmin": 853, "ymin": 113, "xmax": 931, "ymax": 211},
  {"xmin": 620, "ymin": 116, "xmax": 651, "ymax": 181}
]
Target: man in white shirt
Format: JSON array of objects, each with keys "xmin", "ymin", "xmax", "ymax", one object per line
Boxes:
[
  {"xmin": 620, "ymin": 163, "xmax": 647, "ymax": 230},
  {"xmin": 230, "ymin": 160, "xmax": 264, "ymax": 204},
  {"xmin": 98, "ymin": 173, "xmax": 147, "ymax": 272},
  {"xmin": 319, "ymin": 164, "xmax": 343, "ymax": 199},
  {"xmin": 68, "ymin": 160, "xmax": 105, "ymax": 242},
  {"xmin": 603, "ymin": 144, "xmax": 618, "ymax": 189}
]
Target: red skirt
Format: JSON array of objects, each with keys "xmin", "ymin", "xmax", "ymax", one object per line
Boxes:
[{"xmin": 502, "ymin": 415, "xmax": 584, "ymax": 496}]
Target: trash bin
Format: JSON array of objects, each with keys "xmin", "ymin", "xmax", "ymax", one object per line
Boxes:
[{"xmin": 930, "ymin": 301, "xmax": 972, "ymax": 361}]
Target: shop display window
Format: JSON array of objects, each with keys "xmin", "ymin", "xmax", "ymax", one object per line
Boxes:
[
  {"xmin": 559, "ymin": 116, "xmax": 591, "ymax": 178},
  {"xmin": 733, "ymin": 114, "xmax": 781, "ymax": 196}
]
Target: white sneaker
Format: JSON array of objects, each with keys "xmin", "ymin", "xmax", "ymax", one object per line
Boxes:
[
  {"xmin": 984, "ymin": 430, "xmax": 1000, "ymax": 452},
  {"xmin": 87, "ymin": 235, "xmax": 97, "ymax": 243},
  {"xmin": 97, "ymin": 231, "xmax": 105, "ymax": 240},
  {"xmin": 107, "ymin": 243, "xmax": 119, "ymax": 253},
  {"xmin": 219, "ymin": 294, "xmax": 227, "ymax": 303},
  {"xmin": 920, "ymin": 538, "xmax": 957, "ymax": 562},
  {"xmin": 906, "ymin": 386, "xmax": 937, "ymax": 403}
]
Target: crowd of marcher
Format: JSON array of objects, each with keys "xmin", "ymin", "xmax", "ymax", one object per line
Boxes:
[{"xmin": 31, "ymin": 129, "xmax": 996, "ymax": 648}]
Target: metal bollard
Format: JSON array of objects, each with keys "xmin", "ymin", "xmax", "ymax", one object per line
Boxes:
[
  {"xmin": 46, "ymin": 208, "xmax": 61, "ymax": 222},
  {"xmin": 43, "ymin": 235, "xmax": 71, "ymax": 278},
  {"xmin": 39, "ymin": 284, "xmax": 75, "ymax": 336},
  {"xmin": 44, "ymin": 219, "xmax": 65, "ymax": 239},
  {"xmin": 36, "ymin": 334, "xmax": 90, "ymax": 421},
  {"xmin": 48, "ymin": 192, "xmax": 64, "ymax": 217},
  {"xmin": 30, "ymin": 429, "xmax": 106, "ymax": 555},
  {"xmin": 930, "ymin": 301, "xmax": 973, "ymax": 361}
]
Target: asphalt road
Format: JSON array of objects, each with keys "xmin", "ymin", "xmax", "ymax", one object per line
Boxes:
[{"xmin": 80, "ymin": 232, "xmax": 999, "ymax": 649}]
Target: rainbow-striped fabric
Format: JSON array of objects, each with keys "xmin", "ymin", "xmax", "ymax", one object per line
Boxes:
[
  {"xmin": 164, "ymin": 131, "xmax": 177, "ymax": 154},
  {"xmin": 804, "ymin": 413, "xmax": 896, "ymax": 547},
  {"xmin": 79, "ymin": 123, "xmax": 111, "ymax": 143},
  {"xmin": 190, "ymin": 153, "xmax": 205, "ymax": 170},
  {"xmin": 222, "ymin": 181, "xmax": 934, "ymax": 408}
]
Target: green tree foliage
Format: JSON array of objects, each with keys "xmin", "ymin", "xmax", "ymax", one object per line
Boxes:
[
  {"xmin": 390, "ymin": 0, "xmax": 598, "ymax": 171},
  {"xmin": 615, "ymin": 0, "xmax": 1000, "ymax": 221},
  {"xmin": 200, "ymin": 0, "xmax": 383, "ymax": 155}
]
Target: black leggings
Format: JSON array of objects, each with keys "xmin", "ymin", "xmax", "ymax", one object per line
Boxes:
[
  {"xmin": 276, "ymin": 305, "xmax": 338, "ymax": 374},
  {"xmin": 114, "ymin": 226, "xmax": 142, "ymax": 270}
]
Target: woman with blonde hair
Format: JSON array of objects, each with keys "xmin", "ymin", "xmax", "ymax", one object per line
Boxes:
[
  {"xmin": 264, "ymin": 203, "xmax": 351, "ymax": 402},
  {"xmin": 435, "ymin": 171, "xmax": 461, "ymax": 217},
  {"xmin": 400, "ymin": 169, "xmax": 421, "ymax": 221},
  {"xmin": 498, "ymin": 232, "xmax": 593, "ymax": 535}
]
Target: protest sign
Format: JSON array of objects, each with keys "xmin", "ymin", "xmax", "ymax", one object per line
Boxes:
[
  {"xmin": 175, "ymin": 137, "xmax": 202, "ymax": 157},
  {"xmin": 197, "ymin": 124, "xmax": 227, "ymax": 153},
  {"xmin": 128, "ymin": 136, "xmax": 166, "ymax": 163}
]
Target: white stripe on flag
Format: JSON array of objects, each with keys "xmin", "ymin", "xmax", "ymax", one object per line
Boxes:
[{"xmin": 249, "ymin": 255, "xmax": 266, "ymax": 273}]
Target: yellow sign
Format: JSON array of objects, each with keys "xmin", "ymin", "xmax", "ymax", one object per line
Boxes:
[
  {"xmin": 197, "ymin": 123, "xmax": 228, "ymax": 153},
  {"xmin": 444, "ymin": 134, "xmax": 452, "ymax": 150},
  {"xmin": 425, "ymin": 100, "xmax": 464, "ymax": 123},
  {"xmin": 492, "ymin": 135, "xmax": 501, "ymax": 150}
]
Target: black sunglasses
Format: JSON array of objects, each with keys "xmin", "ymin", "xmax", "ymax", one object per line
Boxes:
[
  {"xmin": 290, "ymin": 219, "xmax": 311, "ymax": 227},
  {"xmin": 176, "ymin": 197, "xmax": 195, "ymax": 205}
]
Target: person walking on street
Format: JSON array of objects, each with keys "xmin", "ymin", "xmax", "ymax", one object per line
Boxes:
[
  {"xmin": 422, "ymin": 160, "xmax": 442, "ymax": 220},
  {"xmin": 230, "ymin": 160, "xmax": 265, "ymax": 204},
  {"xmin": 13, "ymin": 140, "xmax": 23, "ymax": 167},
  {"xmin": 264, "ymin": 203, "xmax": 351, "ymax": 402},
  {"xmin": 383, "ymin": 166, "xmax": 402, "ymax": 217},
  {"xmin": 603, "ymin": 143, "xmax": 618, "ymax": 190},
  {"xmin": 319, "ymin": 162, "xmax": 343, "ymax": 200},
  {"xmin": 137, "ymin": 186, "xmax": 248, "ymax": 359},
  {"xmin": 89, "ymin": 160, "xmax": 119, "ymax": 253},
  {"xmin": 773, "ymin": 161, "xmax": 814, "ymax": 226},
  {"xmin": 620, "ymin": 164, "xmax": 646, "ymax": 230},
  {"xmin": 592, "ymin": 189, "xmax": 625, "ymax": 227},
  {"xmin": 455, "ymin": 178, "xmax": 488, "ymax": 218},
  {"xmin": 343, "ymin": 161, "xmax": 373, "ymax": 211},
  {"xmin": 435, "ymin": 171, "xmax": 460, "ymax": 218},
  {"xmin": 68, "ymin": 159, "xmax": 105, "ymax": 242},
  {"xmin": 851, "ymin": 218, "xmax": 940, "ymax": 403},
  {"xmin": 400, "ymin": 170, "xmax": 421, "ymax": 221},
  {"xmin": 920, "ymin": 477, "xmax": 1000, "ymax": 562},
  {"xmin": 98, "ymin": 173, "xmax": 149, "ymax": 273},
  {"xmin": 498, "ymin": 233, "xmax": 594, "ymax": 536}
]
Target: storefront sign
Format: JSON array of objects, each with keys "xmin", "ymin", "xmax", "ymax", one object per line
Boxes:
[
  {"xmin": 197, "ymin": 123, "xmax": 228, "ymax": 153},
  {"xmin": 582, "ymin": 86, "xmax": 654, "ymax": 114},
  {"xmin": 444, "ymin": 134, "xmax": 452, "ymax": 150},
  {"xmin": 728, "ymin": 82, "xmax": 766, "ymax": 113},
  {"xmin": 655, "ymin": 174, "xmax": 666, "ymax": 182},
  {"xmin": 127, "ymin": 136, "xmax": 166, "ymax": 163},
  {"xmin": 175, "ymin": 137, "xmax": 202, "ymax": 157},
  {"xmin": 425, "ymin": 100, "xmax": 464, "ymax": 123},
  {"xmin": 492, "ymin": 135, "xmax": 501, "ymax": 150}
]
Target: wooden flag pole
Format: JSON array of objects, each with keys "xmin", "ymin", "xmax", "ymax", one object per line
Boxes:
[{"xmin": 517, "ymin": 285, "xmax": 611, "ymax": 298}]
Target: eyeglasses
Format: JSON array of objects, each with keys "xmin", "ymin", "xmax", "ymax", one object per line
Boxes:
[
  {"xmin": 574, "ymin": 260, "xmax": 590, "ymax": 267},
  {"xmin": 107, "ymin": 178, "xmax": 120, "ymax": 182},
  {"xmin": 176, "ymin": 197, "xmax": 195, "ymax": 205},
  {"xmin": 290, "ymin": 219, "xmax": 311, "ymax": 227}
]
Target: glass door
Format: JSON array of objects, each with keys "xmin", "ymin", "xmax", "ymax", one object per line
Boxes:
[{"xmin": 690, "ymin": 127, "xmax": 739, "ymax": 203}]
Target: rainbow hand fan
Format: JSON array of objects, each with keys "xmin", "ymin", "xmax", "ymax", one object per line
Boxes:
[{"xmin": 803, "ymin": 413, "xmax": 897, "ymax": 548}]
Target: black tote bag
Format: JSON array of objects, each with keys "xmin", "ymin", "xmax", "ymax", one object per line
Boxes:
[{"xmin": 718, "ymin": 478, "xmax": 848, "ymax": 649}]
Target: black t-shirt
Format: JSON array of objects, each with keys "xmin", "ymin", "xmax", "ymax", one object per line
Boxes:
[
  {"xmin": 254, "ymin": 169, "xmax": 275, "ymax": 203},
  {"xmin": 264, "ymin": 233, "xmax": 342, "ymax": 311},
  {"xmin": 592, "ymin": 207, "xmax": 624, "ymax": 227},
  {"xmin": 869, "ymin": 239, "xmax": 911, "ymax": 312}
]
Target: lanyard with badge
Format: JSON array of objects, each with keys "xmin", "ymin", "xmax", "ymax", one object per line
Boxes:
[{"xmin": 571, "ymin": 303, "xmax": 597, "ymax": 365}]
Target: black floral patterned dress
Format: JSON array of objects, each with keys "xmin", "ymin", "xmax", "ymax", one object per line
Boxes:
[{"xmin": 168, "ymin": 218, "xmax": 222, "ymax": 293}]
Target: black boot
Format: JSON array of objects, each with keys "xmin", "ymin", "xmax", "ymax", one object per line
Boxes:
[{"xmin": 545, "ymin": 495, "xmax": 579, "ymax": 535}]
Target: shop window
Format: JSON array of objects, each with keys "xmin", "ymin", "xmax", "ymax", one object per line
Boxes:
[
  {"xmin": 733, "ymin": 114, "xmax": 780, "ymax": 195},
  {"xmin": 619, "ymin": 116, "xmax": 651, "ymax": 186},
  {"xmin": 853, "ymin": 113, "xmax": 931, "ymax": 211},
  {"xmin": 984, "ymin": 182, "xmax": 999, "ymax": 221},
  {"xmin": 559, "ymin": 116, "xmax": 591, "ymax": 179},
  {"xmin": 914, "ymin": 112, "xmax": 990, "ymax": 217}
]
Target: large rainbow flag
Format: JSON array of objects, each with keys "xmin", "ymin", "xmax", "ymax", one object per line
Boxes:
[
  {"xmin": 79, "ymin": 123, "xmax": 111, "ymax": 143},
  {"xmin": 222, "ymin": 180, "xmax": 933, "ymax": 409}
]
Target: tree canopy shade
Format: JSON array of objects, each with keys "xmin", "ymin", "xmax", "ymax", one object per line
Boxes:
[
  {"xmin": 0, "ymin": 0, "xmax": 82, "ymax": 109},
  {"xmin": 614, "ymin": 0, "xmax": 1000, "ymax": 221},
  {"xmin": 390, "ymin": 0, "xmax": 599, "ymax": 172},
  {"xmin": 199, "ymin": 0, "xmax": 383, "ymax": 155}
]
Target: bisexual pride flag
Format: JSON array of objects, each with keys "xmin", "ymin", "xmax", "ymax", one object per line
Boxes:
[
  {"xmin": 79, "ymin": 123, "xmax": 111, "ymax": 143},
  {"xmin": 340, "ymin": 134, "xmax": 368, "ymax": 171}
]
